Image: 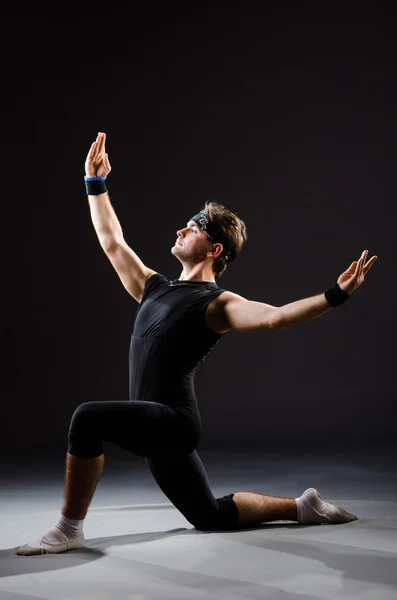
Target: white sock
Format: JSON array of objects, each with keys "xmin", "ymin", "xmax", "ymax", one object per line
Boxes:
[
  {"xmin": 295, "ymin": 488, "xmax": 358, "ymax": 524},
  {"xmin": 295, "ymin": 488, "xmax": 329, "ymax": 523},
  {"xmin": 42, "ymin": 515, "xmax": 84, "ymax": 544}
]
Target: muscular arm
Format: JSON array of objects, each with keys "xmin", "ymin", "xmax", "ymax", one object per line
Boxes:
[
  {"xmin": 88, "ymin": 191, "xmax": 123, "ymax": 251},
  {"xmin": 273, "ymin": 293, "xmax": 332, "ymax": 330},
  {"xmin": 89, "ymin": 191, "xmax": 155, "ymax": 302},
  {"xmin": 85, "ymin": 133, "xmax": 156, "ymax": 302},
  {"xmin": 221, "ymin": 250, "xmax": 376, "ymax": 332},
  {"xmin": 218, "ymin": 250, "xmax": 377, "ymax": 332},
  {"xmin": 219, "ymin": 291, "xmax": 333, "ymax": 332}
]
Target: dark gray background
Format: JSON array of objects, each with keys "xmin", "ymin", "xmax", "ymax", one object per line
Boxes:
[{"xmin": 2, "ymin": 5, "xmax": 395, "ymax": 458}]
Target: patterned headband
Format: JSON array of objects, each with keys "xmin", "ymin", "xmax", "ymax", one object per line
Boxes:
[{"xmin": 190, "ymin": 211, "xmax": 231, "ymax": 261}]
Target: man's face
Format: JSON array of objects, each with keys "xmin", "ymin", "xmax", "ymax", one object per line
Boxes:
[{"xmin": 171, "ymin": 220, "xmax": 212, "ymax": 262}]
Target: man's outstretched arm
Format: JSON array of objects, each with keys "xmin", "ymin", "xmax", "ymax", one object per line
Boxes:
[
  {"xmin": 221, "ymin": 249, "xmax": 377, "ymax": 332},
  {"xmin": 85, "ymin": 132, "xmax": 156, "ymax": 302}
]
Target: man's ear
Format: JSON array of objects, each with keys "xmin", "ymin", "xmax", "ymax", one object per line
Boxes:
[{"xmin": 208, "ymin": 243, "xmax": 223, "ymax": 259}]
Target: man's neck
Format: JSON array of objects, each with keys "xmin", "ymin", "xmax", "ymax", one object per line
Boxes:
[{"xmin": 178, "ymin": 267, "xmax": 215, "ymax": 283}]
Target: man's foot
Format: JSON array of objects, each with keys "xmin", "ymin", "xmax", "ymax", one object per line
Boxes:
[
  {"xmin": 296, "ymin": 488, "xmax": 358, "ymax": 524},
  {"xmin": 16, "ymin": 527, "xmax": 85, "ymax": 556}
]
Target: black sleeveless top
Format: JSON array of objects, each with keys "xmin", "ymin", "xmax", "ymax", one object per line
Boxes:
[{"xmin": 129, "ymin": 273, "xmax": 227, "ymax": 419}]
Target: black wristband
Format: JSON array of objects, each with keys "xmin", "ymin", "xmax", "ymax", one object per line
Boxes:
[
  {"xmin": 324, "ymin": 283, "xmax": 349, "ymax": 307},
  {"xmin": 85, "ymin": 178, "xmax": 107, "ymax": 195}
]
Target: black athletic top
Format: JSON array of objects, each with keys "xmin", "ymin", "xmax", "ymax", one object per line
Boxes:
[{"xmin": 129, "ymin": 273, "xmax": 227, "ymax": 420}]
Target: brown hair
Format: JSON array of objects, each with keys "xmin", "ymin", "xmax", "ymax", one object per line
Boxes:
[{"xmin": 204, "ymin": 200, "xmax": 248, "ymax": 279}]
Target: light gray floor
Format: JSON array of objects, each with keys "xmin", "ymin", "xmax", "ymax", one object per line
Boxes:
[{"xmin": 0, "ymin": 447, "xmax": 396, "ymax": 600}]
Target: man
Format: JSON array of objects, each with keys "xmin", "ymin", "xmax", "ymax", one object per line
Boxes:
[{"xmin": 17, "ymin": 132, "xmax": 377, "ymax": 555}]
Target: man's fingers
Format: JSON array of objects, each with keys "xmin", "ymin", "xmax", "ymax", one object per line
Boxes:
[
  {"xmin": 363, "ymin": 255, "xmax": 377, "ymax": 275},
  {"xmin": 97, "ymin": 132, "xmax": 106, "ymax": 155},
  {"xmin": 351, "ymin": 253, "xmax": 364, "ymax": 281},
  {"xmin": 356, "ymin": 256, "xmax": 362, "ymax": 278},
  {"xmin": 87, "ymin": 141, "xmax": 96, "ymax": 159},
  {"xmin": 358, "ymin": 250, "xmax": 367, "ymax": 278},
  {"xmin": 87, "ymin": 133, "xmax": 107, "ymax": 162},
  {"xmin": 346, "ymin": 251, "xmax": 377, "ymax": 282}
]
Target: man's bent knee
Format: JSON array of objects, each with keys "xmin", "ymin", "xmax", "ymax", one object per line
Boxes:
[
  {"xmin": 68, "ymin": 402, "xmax": 104, "ymax": 458},
  {"xmin": 190, "ymin": 494, "xmax": 240, "ymax": 531}
]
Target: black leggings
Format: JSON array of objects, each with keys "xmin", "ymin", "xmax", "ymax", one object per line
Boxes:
[{"xmin": 68, "ymin": 401, "xmax": 239, "ymax": 531}]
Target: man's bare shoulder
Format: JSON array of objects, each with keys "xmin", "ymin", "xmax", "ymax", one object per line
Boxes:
[
  {"xmin": 216, "ymin": 290, "xmax": 246, "ymax": 304},
  {"xmin": 205, "ymin": 290, "xmax": 246, "ymax": 334}
]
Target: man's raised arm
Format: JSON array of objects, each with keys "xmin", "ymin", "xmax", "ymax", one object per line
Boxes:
[
  {"xmin": 85, "ymin": 132, "xmax": 156, "ymax": 302},
  {"xmin": 275, "ymin": 249, "xmax": 377, "ymax": 329},
  {"xmin": 220, "ymin": 249, "xmax": 377, "ymax": 332}
]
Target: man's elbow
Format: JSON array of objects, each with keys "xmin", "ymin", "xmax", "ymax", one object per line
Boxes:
[
  {"xmin": 263, "ymin": 307, "xmax": 283, "ymax": 331},
  {"xmin": 100, "ymin": 234, "xmax": 124, "ymax": 254}
]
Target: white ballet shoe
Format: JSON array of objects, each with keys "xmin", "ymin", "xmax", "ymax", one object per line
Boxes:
[
  {"xmin": 298, "ymin": 488, "xmax": 358, "ymax": 524},
  {"xmin": 16, "ymin": 529, "xmax": 85, "ymax": 556}
]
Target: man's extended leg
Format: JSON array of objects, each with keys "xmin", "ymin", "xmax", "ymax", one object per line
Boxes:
[
  {"xmin": 232, "ymin": 491, "xmax": 297, "ymax": 525},
  {"xmin": 233, "ymin": 488, "xmax": 357, "ymax": 526},
  {"xmin": 147, "ymin": 452, "xmax": 358, "ymax": 530}
]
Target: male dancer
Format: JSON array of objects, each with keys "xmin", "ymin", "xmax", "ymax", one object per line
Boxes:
[{"xmin": 17, "ymin": 132, "xmax": 377, "ymax": 555}]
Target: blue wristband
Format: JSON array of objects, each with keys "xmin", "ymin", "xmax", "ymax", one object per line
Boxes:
[{"xmin": 85, "ymin": 177, "xmax": 108, "ymax": 195}]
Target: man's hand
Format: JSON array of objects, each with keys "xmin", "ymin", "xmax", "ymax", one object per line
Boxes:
[
  {"xmin": 337, "ymin": 249, "xmax": 378, "ymax": 295},
  {"xmin": 85, "ymin": 132, "xmax": 112, "ymax": 178}
]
